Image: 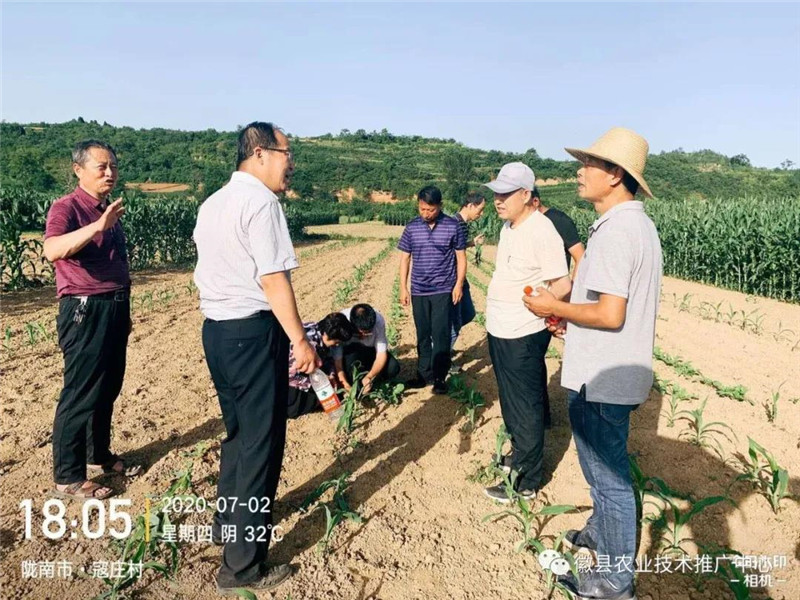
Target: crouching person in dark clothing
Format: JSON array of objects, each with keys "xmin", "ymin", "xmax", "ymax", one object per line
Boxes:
[
  {"xmin": 333, "ymin": 304, "xmax": 401, "ymax": 396},
  {"xmin": 288, "ymin": 313, "xmax": 356, "ymax": 419}
]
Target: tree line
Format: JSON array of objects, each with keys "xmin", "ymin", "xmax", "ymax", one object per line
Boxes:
[{"xmin": 1, "ymin": 119, "xmax": 798, "ymax": 203}]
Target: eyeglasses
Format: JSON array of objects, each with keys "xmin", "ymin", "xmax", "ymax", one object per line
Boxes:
[{"xmin": 264, "ymin": 147, "xmax": 293, "ymax": 160}]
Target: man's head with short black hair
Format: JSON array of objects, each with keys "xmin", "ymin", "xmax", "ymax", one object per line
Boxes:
[
  {"xmin": 350, "ymin": 304, "xmax": 377, "ymax": 336},
  {"xmin": 460, "ymin": 191, "xmax": 486, "ymax": 222},
  {"xmin": 72, "ymin": 140, "xmax": 117, "ymax": 167},
  {"xmin": 71, "ymin": 140, "xmax": 119, "ymax": 200},
  {"xmin": 417, "ymin": 185, "xmax": 442, "ymax": 206},
  {"xmin": 318, "ymin": 312, "xmax": 356, "ymax": 346},
  {"xmin": 237, "ymin": 122, "xmax": 280, "ymax": 168},
  {"xmin": 236, "ymin": 121, "xmax": 294, "ymax": 194},
  {"xmin": 417, "ymin": 185, "xmax": 442, "ymax": 223},
  {"xmin": 460, "ymin": 191, "xmax": 485, "ymax": 208}
]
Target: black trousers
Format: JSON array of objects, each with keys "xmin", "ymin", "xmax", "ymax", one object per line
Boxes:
[
  {"xmin": 53, "ymin": 293, "xmax": 130, "ymax": 484},
  {"xmin": 203, "ymin": 311, "xmax": 289, "ymax": 586},
  {"xmin": 411, "ymin": 293, "xmax": 452, "ymax": 383},
  {"xmin": 488, "ymin": 329, "xmax": 552, "ymax": 491},
  {"xmin": 341, "ymin": 344, "xmax": 401, "ymax": 383}
]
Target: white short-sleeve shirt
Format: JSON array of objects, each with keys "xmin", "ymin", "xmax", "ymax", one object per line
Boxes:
[
  {"xmin": 486, "ymin": 210, "xmax": 568, "ymax": 339},
  {"xmin": 193, "ymin": 171, "xmax": 298, "ymax": 320}
]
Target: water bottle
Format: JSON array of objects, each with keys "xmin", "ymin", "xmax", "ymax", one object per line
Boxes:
[{"xmin": 310, "ymin": 369, "xmax": 344, "ymax": 421}]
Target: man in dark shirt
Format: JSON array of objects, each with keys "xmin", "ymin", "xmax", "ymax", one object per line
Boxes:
[
  {"xmin": 531, "ymin": 186, "xmax": 585, "ymax": 428},
  {"xmin": 532, "ymin": 186, "xmax": 585, "ymax": 273},
  {"xmin": 44, "ymin": 140, "xmax": 141, "ymax": 501},
  {"xmin": 398, "ymin": 186, "xmax": 467, "ymax": 394},
  {"xmin": 450, "ymin": 191, "xmax": 486, "ymax": 370}
]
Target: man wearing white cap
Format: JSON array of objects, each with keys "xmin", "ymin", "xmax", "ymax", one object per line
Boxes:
[
  {"xmin": 525, "ymin": 128, "xmax": 662, "ymax": 600},
  {"xmin": 481, "ymin": 162, "xmax": 571, "ymax": 503}
]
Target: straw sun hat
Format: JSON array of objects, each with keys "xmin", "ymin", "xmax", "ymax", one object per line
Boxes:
[{"xmin": 565, "ymin": 127, "xmax": 653, "ymax": 198}]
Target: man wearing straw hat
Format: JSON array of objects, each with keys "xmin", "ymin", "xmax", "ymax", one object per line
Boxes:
[{"xmin": 525, "ymin": 128, "xmax": 662, "ymax": 600}]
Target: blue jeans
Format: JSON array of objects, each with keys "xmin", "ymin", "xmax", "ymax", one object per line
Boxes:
[
  {"xmin": 450, "ymin": 281, "xmax": 476, "ymax": 349},
  {"xmin": 567, "ymin": 386, "xmax": 636, "ymax": 588}
]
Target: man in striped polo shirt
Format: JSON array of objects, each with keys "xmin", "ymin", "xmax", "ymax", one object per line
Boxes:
[{"xmin": 398, "ymin": 186, "xmax": 467, "ymax": 394}]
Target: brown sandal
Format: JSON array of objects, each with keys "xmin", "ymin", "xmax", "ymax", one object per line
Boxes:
[
  {"xmin": 52, "ymin": 480, "xmax": 115, "ymax": 500},
  {"xmin": 87, "ymin": 454, "xmax": 143, "ymax": 477}
]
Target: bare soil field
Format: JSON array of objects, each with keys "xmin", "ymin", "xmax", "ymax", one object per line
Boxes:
[{"xmin": 1, "ymin": 224, "xmax": 798, "ymax": 600}]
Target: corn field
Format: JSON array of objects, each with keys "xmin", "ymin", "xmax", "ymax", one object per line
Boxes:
[
  {"xmin": 2, "ymin": 185, "xmax": 798, "ymax": 302},
  {"xmin": 463, "ymin": 192, "xmax": 800, "ymax": 303}
]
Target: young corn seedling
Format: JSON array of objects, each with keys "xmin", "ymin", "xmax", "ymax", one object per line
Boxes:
[
  {"xmin": 676, "ymin": 398, "xmax": 738, "ymax": 460},
  {"xmin": 764, "ymin": 383, "xmax": 785, "ymax": 423},
  {"xmin": 447, "ymin": 374, "xmax": 486, "ymax": 431},
  {"xmin": 695, "ymin": 544, "xmax": 751, "ymax": 600},
  {"xmin": 368, "ymin": 381, "xmax": 405, "ymax": 406},
  {"xmin": 336, "ymin": 368, "xmax": 363, "ymax": 435},
  {"xmin": 735, "ymin": 438, "xmax": 793, "ymax": 513},
  {"xmin": 3, "ymin": 326, "xmax": 15, "ymax": 355},
  {"xmin": 468, "ymin": 424, "xmax": 511, "ymax": 485},
  {"xmin": 312, "ymin": 474, "xmax": 362, "ymax": 554},
  {"xmin": 652, "ymin": 494, "xmax": 732, "ymax": 557},
  {"xmin": 629, "ymin": 454, "xmax": 690, "ymax": 524},
  {"xmin": 660, "ymin": 381, "xmax": 695, "ymax": 427},
  {"xmin": 482, "ymin": 486, "xmax": 576, "ymax": 554},
  {"xmin": 94, "ymin": 463, "xmax": 198, "ymax": 600}
]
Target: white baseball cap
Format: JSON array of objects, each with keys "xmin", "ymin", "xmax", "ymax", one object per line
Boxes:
[{"xmin": 482, "ymin": 162, "xmax": 535, "ymax": 194}]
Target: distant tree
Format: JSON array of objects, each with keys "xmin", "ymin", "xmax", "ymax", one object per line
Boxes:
[
  {"xmin": 780, "ymin": 159, "xmax": 795, "ymax": 170},
  {"xmin": 730, "ymin": 154, "xmax": 751, "ymax": 168},
  {"xmin": 442, "ymin": 148, "xmax": 475, "ymax": 203}
]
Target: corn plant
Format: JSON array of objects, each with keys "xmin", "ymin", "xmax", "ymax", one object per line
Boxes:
[
  {"xmin": 386, "ymin": 275, "xmax": 404, "ymax": 348},
  {"xmin": 482, "ymin": 482, "xmax": 576, "ymax": 553},
  {"xmin": 298, "ymin": 472, "xmax": 362, "ymax": 554},
  {"xmin": 764, "ymin": 383, "xmax": 785, "ymax": 423},
  {"xmin": 651, "ymin": 494, "xmax": 732, "ymax": 557},
  {"xmin": 659, "ymin": 380, "xmax": 695, "ymax": 427},
  {"xmin": 93, "ymin": 462, "xmax": 198, "ymax": 600},
  {"xmin": 447, "ymin": 374, "xmax": 486, "ymax": 431},
  {"xmin": 735, "ymin": 438, "xmax": 793, "ymax": 513},
  {"xmin": 368, "ymin": 381, "xmax": 405, "ymax": 406},
  {"xmin": 629, "ymin": 454, "xmax": 690, "ymax": 525},
  {"xmin": 3, "ymin": 326, "xmax": 15, "ymax": 356},
  {"xmin": 336, "ymin": 366, "xmax": 365, "ymax": 434},
  {"xmin": 695, "ymin": 545, "xmax": 751, "ymax": 600},
  {"xmin": 469, "ymin": 424, "xmax": 512, "ymax": 484},
  {"xmin": 676, "ymin": 398, "xmax": 737, "ymax": 460}
]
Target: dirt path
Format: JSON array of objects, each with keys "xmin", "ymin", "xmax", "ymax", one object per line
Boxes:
[{"xmin": 1, "ymin": 226, "xmax": 798, "ymax": 599}]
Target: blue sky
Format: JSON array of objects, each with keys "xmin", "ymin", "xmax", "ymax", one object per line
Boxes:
[{"xmin": 2, "ymin": 2, "xmax": 799, "ymax": 167}]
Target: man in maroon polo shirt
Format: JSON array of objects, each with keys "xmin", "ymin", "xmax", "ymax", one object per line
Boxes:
[{"xmin": 44, "ymin": 140, "xmax": 141, "ymax": 500}]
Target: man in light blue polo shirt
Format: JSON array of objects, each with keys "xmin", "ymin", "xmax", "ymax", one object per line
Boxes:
[{"xmin": 525, "ymin": 128, "xmax": 662, "ymax": 600}]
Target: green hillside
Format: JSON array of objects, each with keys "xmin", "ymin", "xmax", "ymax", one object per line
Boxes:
[{"xmin": 2, "ymin": 120, "xmax": 798, "ymax": 201}]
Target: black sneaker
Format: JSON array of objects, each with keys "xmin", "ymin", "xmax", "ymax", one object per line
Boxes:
[
  {"xmin": 405, "ymin": 375, "xmax": 427, "ymax": 389},
  {"xmin": 557, "ymin": 571, "xmax": 636, "ymax": 600},
  {"xmin": 563, "ymin": 527, "xmax": 598, "ymax": 553},
  {"xmin": 483, "ymin": 483, "xmax": 536, "ymax": 504},
  {"xmin": 432, "ymin": 379, "xmax": 448, "ymax": 394},
  {"xmin": 216, "ymin": 564, "xmax": 292, "ymax": 596}
]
